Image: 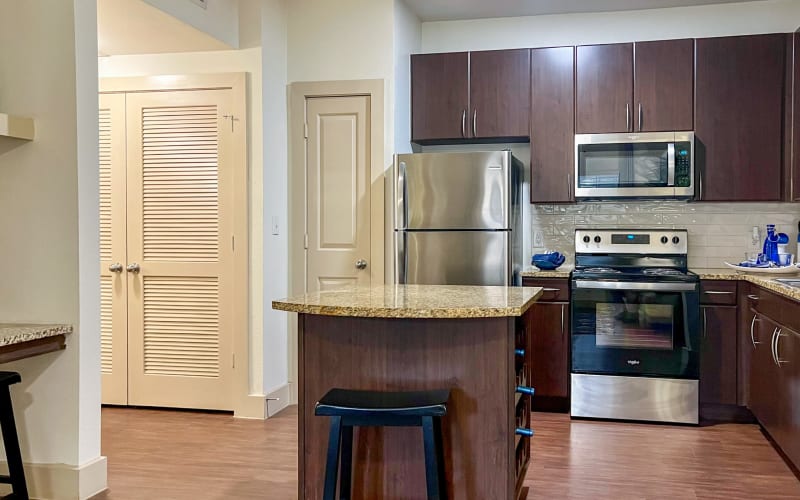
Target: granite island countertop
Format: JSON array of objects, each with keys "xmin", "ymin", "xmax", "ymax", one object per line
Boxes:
[
  {"xmin": 272, "ymin": 284, "xmax": 543, "ymax": 319},
  {"xmin": 0, "ymin": 324, "xmax": 73, "ymax": 347},
  {"xmin": 691, "ymin": 268, "xmax": 800, "ymax": 302},
  {"xmin": 520, "ymin": 266, "xmax": 573, "ymax": 279}
]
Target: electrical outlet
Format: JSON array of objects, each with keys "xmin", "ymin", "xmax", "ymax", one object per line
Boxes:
[{"xmin": 533, "ymin": 230, "xmax": 544, "ymax": 248}]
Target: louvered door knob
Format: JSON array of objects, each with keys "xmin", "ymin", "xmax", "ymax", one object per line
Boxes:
[
  {"xmin": 126, "ymin": 263, "xmax": 141, "ymax": 274},
  {"xmin": 108, "ymin": 263, "xmax": 123, "ymax": 273},
  {"xmin": 355, "ymin": 259, "xmax": 368, "ymax": 270}
]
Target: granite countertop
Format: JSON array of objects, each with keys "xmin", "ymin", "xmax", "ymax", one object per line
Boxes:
[
  {"xmin": 520, "ymin": 266, "xmax": 573, "ymax": 279},
  {"xmin": 272, "ymin": 285, "xmax": 543, "ymax": 319},
  {"xmin": 0, "ymin": 324, "xmax": 73, "ymax": 347},
  {"xmin": 692, "ymin": 268, "xmax": 800, "ymax": 302}
]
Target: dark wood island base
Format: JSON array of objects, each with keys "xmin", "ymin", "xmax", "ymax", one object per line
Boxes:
[{"xmin": 274, "ymin": 285, "xmax": 542, "ymax": 500}]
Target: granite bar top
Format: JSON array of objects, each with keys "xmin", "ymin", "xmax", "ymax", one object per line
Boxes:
[
  {"xmin": 272, "ymin": 285, "xmax": 543, "ymax": 319},
  {"xmin": 0, "ymin": 324, "xmax": 72, "ymax": 347},
  {"xmin": 692, "ymin": 268, "xmax": 800, "ymax": 302},
  {"xmin": 520, "ymin": 266, "xmax": 573, "ymax": 279}
]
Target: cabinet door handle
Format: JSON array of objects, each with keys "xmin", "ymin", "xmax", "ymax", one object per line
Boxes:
[
  {"xmin": 461, "ymin": 109, "xmax": 466, "ymax": 138},
  {"xmin": 541, "ymin": 288, "xmax": 560, "ymax": 292},
  {"xmin": 750, "ymin": 314, "xmax": 761, "ymax": 348},
  {"xmin": 625, "ymin": 103, "xmax": 630, "ymax": 132},
  {"xmin": 771, "ymin": 327, "xmax": 779, "ymax": 366},
  {"xmin": 638, "ymin": 102, "xmax": 643, "ymax": 131},
  {"xmin": 567, "ymin": 173, "xmax": 572, "ymax": 200},
  {"xmin": 776, "ymin": 329, "xmax": 788, "ymax": 366},
  {"xmin": 472, "ymin": 109, "xmax": 477, "ymax": 137},
  {"xmin": 747, "ymin": 294, "xmax": 760, "ymax": 301},
  {"xmin": 560, "ymin": 303, "xmax": 565, "ymax": 334},
  {"xmin": 702, "ymin": 308, "xmax": 707, "ymax": 339},
  {"xmin": 704, "ymin": 290, "xmax": 734, "ymax": 295}
]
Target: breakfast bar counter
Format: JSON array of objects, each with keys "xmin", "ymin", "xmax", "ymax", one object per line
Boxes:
[
  {"xmin": 273, "ymin": 284, "xmax": 542, "ymax": 500},
  {"xmin": 0, "ymin": 324, "xmax": 72, "ymax": 363}
]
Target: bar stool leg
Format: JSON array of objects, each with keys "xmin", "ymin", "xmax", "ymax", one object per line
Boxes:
[
  {"xmin": 0, "ymin": 385, "xmax": 27, "ymax": 500},
  {"xmin": 422, "ymin": 416, "xmax": 442, "ymax": 500},
  {"xmin": 339, "ymin": 425, "xmax": 353, "ymax": 500},
  {"xmin": 433, "ymin": 417, "xmax": 447, "ymax": 499},
  {"xmin": 323, "ymin": 416, "xmax": 343, "ymax": 500}
]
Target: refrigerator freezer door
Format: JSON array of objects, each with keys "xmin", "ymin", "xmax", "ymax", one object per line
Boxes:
[
  {"xmin": 395, "ymin": 151, "xmax": 511, "ymax": 230},
  {"xmin": 397, "ymin": 231, "xmax": 509, "ymax": 286}
]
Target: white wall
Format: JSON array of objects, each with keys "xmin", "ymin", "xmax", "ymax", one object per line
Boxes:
[
  {"xmin": 393, "ymin": 0, "xmax": 421, "ymax": 154},
  {"xmin": 260, "ymin": 0, "xmax": 290, "ymax": 402},
  {"xmin": 421, "ymin": 0, "xmax": 800, "ymax": 52},
  {"xmin": 98, "ymin": 48, "xmax": 266, "ymax": 398},
  {"xmin": 144, "ymin": 0, "xmax": 240, "ymax": 48},
  {"xmin": 0, "ymin": 0, "xmax": 104, "ymax": 497}
]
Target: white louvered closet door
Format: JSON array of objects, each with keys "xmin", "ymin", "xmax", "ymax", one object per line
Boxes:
[
  {"xmin": 124, "ymin": 89, "xmax": 235, "ymax": 410},
  {"xmin": 99, "ymin": 93, "xmax": 129, "ymax": 405}
]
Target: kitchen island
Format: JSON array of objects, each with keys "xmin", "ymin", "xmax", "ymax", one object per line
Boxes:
[{"xmin": 273, "ymin": 284, "xmax": 542, "ymax": 500}]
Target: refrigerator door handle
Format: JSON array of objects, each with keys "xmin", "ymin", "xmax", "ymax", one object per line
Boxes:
[
  {"xmin": 396, "ymin": 230, "xmax": 407, "ymax": 284},
  {"xmin": 397, "ymin": 161, "xmax": 407, "ymax": 230}
]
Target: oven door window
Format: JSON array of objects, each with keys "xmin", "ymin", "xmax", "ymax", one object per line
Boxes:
[
  {"xmin": 577, "ymin": 142, "xmax": 668, "ymax": 188},
  {"xmin": 571, "ymin": 286, "xmax": 700, "ymax": 378}
]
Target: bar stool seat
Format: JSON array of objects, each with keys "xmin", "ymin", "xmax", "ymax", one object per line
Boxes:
[
  {"xmin": 0, "ymin": 371, "xmax": 28, "ymax": 499},
  {"xmin": 315, "ymin": 388, "xmax": 450, "ymax": 500}
]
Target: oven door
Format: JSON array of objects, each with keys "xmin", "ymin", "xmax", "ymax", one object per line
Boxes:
[
  {"xmin": 571, "ymin": 280, "xmax": 700, "ymax": 379},
  {"xmin": 574, "ymin": 132, "xmax": 694, "ymax": 198}
]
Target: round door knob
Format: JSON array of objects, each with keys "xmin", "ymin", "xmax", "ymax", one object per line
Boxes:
[
  {"xmin": 108, "ymin": 263, "xmax": 123, "ymax": 273},
  {"xmin": 355, "ymin": 259, "xmax": 368, "ymax": 270},
  {"xmin": 126, "ymin": 263, "xmax": 141, "ymax": 274}
]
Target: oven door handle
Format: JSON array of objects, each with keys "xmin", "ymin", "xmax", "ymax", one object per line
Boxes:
[{"xmin": 573, "ymin": 280, "xmax": 697, "ymax": 292}]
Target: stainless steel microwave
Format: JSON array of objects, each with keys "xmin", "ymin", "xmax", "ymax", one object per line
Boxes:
[{"xmin": 574, "ymin": 131, "xmax": 694, "ymax": 199}]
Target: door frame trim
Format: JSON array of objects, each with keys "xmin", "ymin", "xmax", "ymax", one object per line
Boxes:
[
  {"xmin": 99, "ymin": 73, "xmax": 252, "ymax": 416},
  {"xmin": 288, "ymin": 79, "xmax": 386, "ymax": 403}
]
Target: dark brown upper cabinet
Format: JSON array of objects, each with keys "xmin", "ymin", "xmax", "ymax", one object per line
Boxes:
[
  {"xmin": 530, "ymin": 46, "xmax": 575, "ymax": 203},
  {"xmin": 790, "ymin": 32, "xmax": 800, "ymax": 202},
  {"xmin": 634, "ymin": 39, "xmax": 694, "ymax": 132},
  {"xmin": 577, "ymin": 40, "xmax": 694, "ymax": 134},
  {"xmin": 411, "ymin": 52, "xmax": 469, "ymax": 142},
  {"xmin": 695, "ymin": 34, "xmax": 786, "ymax": 201},
  {"xmin": 411, "ymin": 49, "xmax": 530, "ymax": 143},
  {"xmin": 470, "ymin": 49, "xmax": 531, "ymax": 139},
  {"xmin": 576, "ymin": 43, "xmax": 633, "ymax": 134}
]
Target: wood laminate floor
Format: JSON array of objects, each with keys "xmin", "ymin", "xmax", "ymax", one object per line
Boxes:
[{"xmin": 93, "ymin": 407, "xmax": 800, "ymax": 500}]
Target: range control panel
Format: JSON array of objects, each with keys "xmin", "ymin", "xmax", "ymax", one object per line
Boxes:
[{"xmin": 575, "ymin": 229, "xmax": 688, "ymax": 255}]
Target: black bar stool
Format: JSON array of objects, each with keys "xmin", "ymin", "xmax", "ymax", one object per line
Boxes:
[
  {"xmin": 0, "ymin": 372, "xmax": 28, "ymax": 499},
  {"xmin": 315, "ymin": 388, "xmax": 450, "ymax": 500}
]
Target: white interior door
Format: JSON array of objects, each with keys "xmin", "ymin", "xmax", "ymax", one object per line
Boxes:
[
  {"xmin": 99, "ymin": 93, "xmax": 129, "ymax": 405},
  {"xmin": 306, "ymin": 95, "xmax": 372, "ymax": 292},
  {"xmin": 124, "ymin": 88, "xmax": 236, "ymax": 410}
]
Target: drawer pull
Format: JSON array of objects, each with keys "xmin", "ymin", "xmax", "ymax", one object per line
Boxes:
[
  {"xmin": 747, "ymin": 294, "xmax": 760, "ymax": 301},
  {"xmin": 542, "ymin": 288, "xmax": 560, "ymax": 292},
  {"xmin": 703, "ymin": 290, "xmax": 734, "ymax": 295}
]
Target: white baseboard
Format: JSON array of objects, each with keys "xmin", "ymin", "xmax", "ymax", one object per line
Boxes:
[
  {"xmin": 0, "ymin": 455, "xmax": 108, "ymax": 500},
  {"xmin": 265, "ymin": 383, "xmax": 291, "ymax": 418}
]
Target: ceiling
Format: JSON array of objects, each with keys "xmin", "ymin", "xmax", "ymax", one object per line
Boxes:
[
  {"xmin": 97, "ymin": 0, "xmax": 231, "ymax": 56},
  {"xmin": 404, "ymin": 0, "xmax": 768, "ymax": 22}
]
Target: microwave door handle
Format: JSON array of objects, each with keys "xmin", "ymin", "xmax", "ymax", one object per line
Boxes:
[{"xmin": 667, "ymin": 143, "xmax": 676, "ymax": 187}]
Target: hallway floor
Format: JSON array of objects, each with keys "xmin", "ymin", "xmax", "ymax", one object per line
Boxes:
[{"xmin": 94, "ymin": 406, "xmax": 800, "ymax": 499}]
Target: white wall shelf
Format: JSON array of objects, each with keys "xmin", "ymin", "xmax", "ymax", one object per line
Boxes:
[{"xmin": 0, "ymin": 113, "xmax": 35, "ymax": 141}]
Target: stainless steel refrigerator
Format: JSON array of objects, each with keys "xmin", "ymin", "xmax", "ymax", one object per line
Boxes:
[{"xmin": 393, "ymin": 151, "xmax": 523, "ymax": 286}]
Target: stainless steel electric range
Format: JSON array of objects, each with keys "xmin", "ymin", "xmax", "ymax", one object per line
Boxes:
[{"xmin": 570, "ymin": 229, "xmax": 700, "ymax": 425}]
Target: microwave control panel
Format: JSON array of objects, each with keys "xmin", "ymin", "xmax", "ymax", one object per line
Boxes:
[{"xmin": 674, "ymin": 142, "xmax": 692, "ymax": 187}]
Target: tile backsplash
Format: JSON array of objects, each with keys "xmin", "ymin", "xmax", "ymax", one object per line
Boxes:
[{"xmin": 531, "ymin": 201, "xmax": 800, "ymax": 269}]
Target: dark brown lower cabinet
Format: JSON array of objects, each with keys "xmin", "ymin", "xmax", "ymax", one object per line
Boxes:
[
  {"xmin": 700, "ymin": 305, "xmax": 738, "ymax": 405},
  {"xmin": 523, "ymin": 277, "xmax": 570, "ymax": 411},
  {"xmin": 529, "ymin": 302, "xmax": 569, "ymax": 399}
]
